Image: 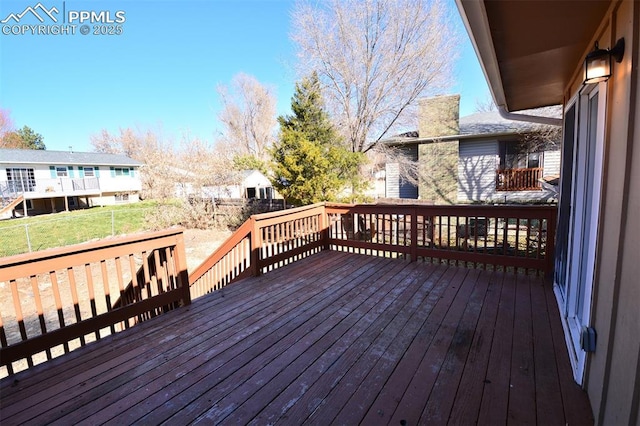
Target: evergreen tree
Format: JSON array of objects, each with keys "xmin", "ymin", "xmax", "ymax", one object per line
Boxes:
[
  {"xmin": 1, "ymin": 126, "xmax": 46, "ymax": 150},
  {"xmin": 270, "ymin": 74, "xmax": 367, "ymax": 205},
  {"xmin": 16, "ymin": 126, "xmax": 45, "ymax": 149}
]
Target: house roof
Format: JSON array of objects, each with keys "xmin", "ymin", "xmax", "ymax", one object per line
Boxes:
[
  {"xmin": 383, "ymin": 106, "xmax": 561, "ymax": 145},
  {"xmin": 455, "ymin": 0, "xmax": 612, "ymax": 111},
  {"xmin": 458, "ymin": 107, "xmax": 560, "ymax": 136},
  {"xmin": 0, "ymin": 149, "xmax": 142, "ymax": 166}
]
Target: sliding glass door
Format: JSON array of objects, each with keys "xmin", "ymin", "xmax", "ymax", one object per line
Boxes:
[{"xmin": 555, "ymin": 83, "xmax": 606, "ymax": 384}]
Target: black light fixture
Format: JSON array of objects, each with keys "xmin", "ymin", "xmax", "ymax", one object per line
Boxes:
[{"xmin": 583, "ymin": 38, "xmax": 625, "ymax": 84}]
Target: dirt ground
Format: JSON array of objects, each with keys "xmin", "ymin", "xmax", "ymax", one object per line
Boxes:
[{"xmin": 182, "ymin": 228, "xmax": 233, "ymax": 273}]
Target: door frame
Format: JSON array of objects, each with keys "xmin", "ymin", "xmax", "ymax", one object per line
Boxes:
[{"xmin": 554, "ymin": 81, "xmax": 607, "ymax": 384}]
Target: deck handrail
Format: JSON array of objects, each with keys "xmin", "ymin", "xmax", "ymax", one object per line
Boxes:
[
  {"xmin": 325, "ymin": 203, "xmax": 556, "ymax": 276},
  {"xmin": 188, "ymin": 202, "xmax": 557, "ymax": 300},
  {"xmin": 0, "ymin": 228, "xmax": 190, "ymax": 375},
  {"xmin": 189, "ymin": 203, "xmax": 326, "ymax": 298},
  {"xmin": 1, "ymin": 202, "xmax": 557, "ymax": 376}
]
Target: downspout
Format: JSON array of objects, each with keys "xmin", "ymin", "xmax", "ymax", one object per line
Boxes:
[{"xmin": 497, "ymin": 105, "xmax": 563, "ymax": 127}]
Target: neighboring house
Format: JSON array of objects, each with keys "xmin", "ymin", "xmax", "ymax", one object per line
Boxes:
[
  {"xmin": 457, "ymin": 0, "xmax": 639, "ymax": 424},
  {"xmin": 382, "ymin": 95, "xmax": 561, "ymax": 203},
  {"xmin": 0, "ymin": 148, "xmax": 142, "ymax": 219},
  {"xmin": 174, "ymin": 169, "xmax": 277, "ymax": 200}
]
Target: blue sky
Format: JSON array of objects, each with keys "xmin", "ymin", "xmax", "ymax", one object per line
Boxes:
[{"xmin": 0, "ymin": 0, "xmax": 489, "ymax": 153}]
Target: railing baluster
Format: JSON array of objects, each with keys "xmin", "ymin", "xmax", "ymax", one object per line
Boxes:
[
  {"xmin": 84, "ymin": 263, "xmax": 99, "ymax": 340},
  {"xmin": 100, "ymin": 260, "xmax": 116, "ymax": 335},
  {"xmin": 66, "ymin": 267, "xmax": 85, "ymax": 346},
  {"xmin": 29, "ymin": 275, "xmax": 51, "ymax": 360},
  {"xmin": 49, "ymin": 271, "xmax": 68, "ymax": 352}
]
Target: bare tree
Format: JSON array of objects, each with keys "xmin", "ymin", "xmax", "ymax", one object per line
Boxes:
[
  {"xmin": 217, "ymin": 73, "xmax": 277, "ymax": 163},
  {"xmin": 291, "ymin": 0, "xmax": 458, "ymax": 152},
  {"xmin": 474, "ymin": 94, "xmax": 497, "ymax": 113},
  {"xmin": 91, "ymin": 127, "xmax": 177, "ymax": 200},
  {"xmin": 178, "ymin": 138, "xmax": 240, "ymax": 195},
  {"xmin": 372, "ymin": 142, "xmax": 421, "ymax": 186},
  {"xmin": 0, "ymin": 108, "xmax": 15, "ymax": 142}
]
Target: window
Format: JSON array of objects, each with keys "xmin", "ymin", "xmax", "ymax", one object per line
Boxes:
[
  {"xmin": 6, "ymin": 168, "xmax": 35, "ymax": 192},
  {"xmin": 83, "ymin": 167, "xmax": 95, "ymax": 177},
  {"xmin": 498, "ymin": 141, "xmax": 543, "ymax": 170},
  {"xmin": 115, "ymin": 193, "xmax": 129, "ymax": 202},
  {"xmin": 56, "ymin": 166, "xmax": 68, "ymax": 177},
  {"xmin": 113, "ymin": 167, "xmax": 131, "ymax": 176}
]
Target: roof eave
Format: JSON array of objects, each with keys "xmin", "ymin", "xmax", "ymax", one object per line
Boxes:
[
  {"xmin": 380, "ymin": 130, "xmax": 534, "ymax": 146},
  {"xmin": 455, "ymin": 0, "xmax": 509, "ymax": 111}
]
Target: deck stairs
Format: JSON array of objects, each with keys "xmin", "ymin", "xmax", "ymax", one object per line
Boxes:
[{"xmin": 1, "ymin": 188, "xmax": 23, "ymax": 217}]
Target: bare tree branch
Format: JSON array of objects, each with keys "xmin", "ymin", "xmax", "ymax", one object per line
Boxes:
[
  {"xmin": 292, "ymin": 0, "xmax": 459, "ymax": 152},
  {"xmin": 217, "ymin": 73, "xmax": 277, "ymax": 162}
]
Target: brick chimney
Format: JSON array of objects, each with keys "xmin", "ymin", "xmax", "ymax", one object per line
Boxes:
[
  {"xmin": 417, "ymin": 94, "xmax": 461, "ymax": 204},
  {"xmin": 418, "ymin": 94, "xmax": 460, "ymax": 138}
]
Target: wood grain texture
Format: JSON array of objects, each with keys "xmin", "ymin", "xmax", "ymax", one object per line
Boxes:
[{"xmin": 0, "ymin": 252, "xmax": 593, "ymax": 425}]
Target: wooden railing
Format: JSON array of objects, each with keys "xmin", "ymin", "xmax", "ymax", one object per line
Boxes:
[
  {"xmin": 0, "ymin": 202, "xmax": 556, "ymax": 376},
  {"xmin": 0, "ymin": 229, "xmax": 190, "ymax": 376},
  {"xmin": 326, "ymin": 203, "xmax": 555, "ymax": 276},
  {"xmin": 189, "ymin": 203, "xmax": 326, "ymax": 298},
  {"xmin": 189, "ymin": 202, "xmax": 556, "ymax": 300},
  {"xmin": 496, "ymin": 167, "xmax": 543, "ymax": 191}
]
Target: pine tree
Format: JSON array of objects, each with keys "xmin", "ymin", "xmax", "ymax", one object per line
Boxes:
[{"xmin": 270, "ymin": 73, "xmax": 367, "ymax": 205}]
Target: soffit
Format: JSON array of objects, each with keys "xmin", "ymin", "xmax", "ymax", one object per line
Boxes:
[{"xmin": 458, "ymin": 0, "xmax": 611, "ymax": 111}]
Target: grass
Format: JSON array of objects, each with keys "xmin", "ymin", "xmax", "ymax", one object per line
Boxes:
[{"xmin": 0, "ymin": 201, "xmax": 158, "ymax": 257}]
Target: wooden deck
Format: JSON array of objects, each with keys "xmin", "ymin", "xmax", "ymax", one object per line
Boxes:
[{"xmin": 0, "ymin": 251, "xmax": 592, "ymax": 425}]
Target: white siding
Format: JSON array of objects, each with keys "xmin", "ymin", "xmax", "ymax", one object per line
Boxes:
[
  {"xmin": 543, "ymin": 150, "xmax": 561, "ymax": 176},
  {"xmin": 1, "ymin": 163, "xmax": 142, "ymax": 192},
  {"xmin": 457, "ymin": 140, "xmax": 498, "ymax": 202},
  {"xmin": 385, "ymin": 163, "xmax": 400, "ymax": 198}
]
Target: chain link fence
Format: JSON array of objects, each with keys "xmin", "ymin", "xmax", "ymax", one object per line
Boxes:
[{"xmin": 0, "ymin": 208, "xmax": 155, "ymax": 258}]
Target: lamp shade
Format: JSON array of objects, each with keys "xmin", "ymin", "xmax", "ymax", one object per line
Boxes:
[{"xmin": 584, "ymin": 44, "xmax": 611, "ymax": 84}]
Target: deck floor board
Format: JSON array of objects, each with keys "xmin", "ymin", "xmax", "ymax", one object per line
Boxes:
[{"xmin": 0, "ymin": 251, "xmax": 593, "ymax": 425}]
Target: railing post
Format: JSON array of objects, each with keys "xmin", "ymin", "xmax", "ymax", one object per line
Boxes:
[
  {"xmin": 250, "ymin": 217, "xmax": 261, "ymax": 277},
  {"xmin": 320, "ymin": 204, "xmax": 330, "ymax": 251},
  {"xmin": 410, "ymin": 207, "xmax": 418, "ymax": 262},
  {"xmin": 545, "ymin": 207, "xmax": 557, "ymax": 281},
  {"xmin": 174, "ymin": 231, "xmax": 191, "ymax": 306}
]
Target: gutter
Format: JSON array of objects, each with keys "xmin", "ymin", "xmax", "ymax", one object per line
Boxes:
[{"xmin": 497, "ymin": 105, "xmax": 562, "ymax": 127}]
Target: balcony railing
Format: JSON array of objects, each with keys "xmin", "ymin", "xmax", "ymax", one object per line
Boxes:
[
  {"xmin": 0, "ymin": 178, "xmax": 101, "ymax": 196},
  {"xmin": 496, "ymin": 167, "xmax": 543, "ymax": 191}
]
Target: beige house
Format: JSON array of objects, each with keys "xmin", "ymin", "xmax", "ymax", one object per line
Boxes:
[{"xmin": 457, "ymin": 0, "xmax": 639, "ymax": 423}]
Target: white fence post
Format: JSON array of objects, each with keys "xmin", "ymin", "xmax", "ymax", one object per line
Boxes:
[{"xmin": 25, "ymin": 224, "xmax": 32, "ymax": 252}]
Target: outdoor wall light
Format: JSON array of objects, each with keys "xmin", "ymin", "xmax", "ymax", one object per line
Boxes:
[{"xmin": 583, "ymin": 38, "xmax": 625, "ymax": 84}]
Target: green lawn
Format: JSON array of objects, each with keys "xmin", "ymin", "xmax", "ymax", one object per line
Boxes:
[{"xmin": 0, "ymin": 201, "xmax": 158, "ymax": 257}]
